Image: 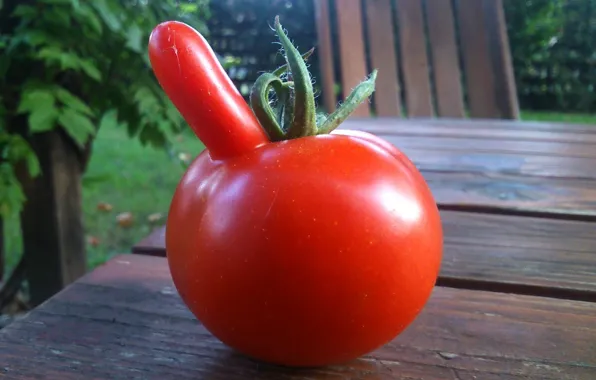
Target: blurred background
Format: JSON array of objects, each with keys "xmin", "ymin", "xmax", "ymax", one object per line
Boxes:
[{"xmin": 1, "ymin": 0, "xmax": 595, "ymax": 315}]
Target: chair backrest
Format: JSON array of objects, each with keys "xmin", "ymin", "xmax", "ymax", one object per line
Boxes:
[{"xmin": 314, "ymin": 0, "xmax": 520, "ymax": 119}]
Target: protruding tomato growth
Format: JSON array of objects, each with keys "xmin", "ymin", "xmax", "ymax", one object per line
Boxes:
[
  {"xmin": 148, "ymin": 16, "xmax": 443, "ymax": 368},
  {"xmin": 148, "ymin": 21, "xmax": 269, "ymax": 160}
]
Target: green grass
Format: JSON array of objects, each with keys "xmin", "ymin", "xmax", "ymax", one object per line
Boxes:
[
  {"xmin": 3, "ymin": 110, "xmax": 596, "ymax": 273},
  {"xmin": 521, "ymin": 110, "xmax": 596, "ymax": 124},
  {"xmin": 4, "ymin": 124, "xmax": 204, "ymax": 272},
  {"xmin": 81, "ymin": 125, "xmax": 204, "ymax": 268}
]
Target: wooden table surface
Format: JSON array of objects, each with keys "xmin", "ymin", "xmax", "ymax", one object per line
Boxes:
[{"xmin": 2, "ymin": 118, "xmax": 596, "ymax": 379}]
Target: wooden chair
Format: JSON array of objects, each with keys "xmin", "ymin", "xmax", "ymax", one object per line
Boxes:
[{"xmin": 314, "ymin": 0, "xmax": 520, "ymax": 119}]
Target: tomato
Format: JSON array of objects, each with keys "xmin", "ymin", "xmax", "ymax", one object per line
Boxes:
[{"xmin": 149, "ymin": 17, "xmax": 443, "ymax": 368}]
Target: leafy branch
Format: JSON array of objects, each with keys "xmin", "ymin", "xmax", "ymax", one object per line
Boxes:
[{"xmin": 0, "ymin": 0, "xmax": 212, "ymax": 223}]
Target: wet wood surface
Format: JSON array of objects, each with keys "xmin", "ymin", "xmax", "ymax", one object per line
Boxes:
[
  {"xmin": 133, "ymin": 210, "xmax": 596, "ymax": 302},
  {"xmin": 1, "ymin": 254, "xmax": 595, "ymax": 379},
  {"xmin": 133, "ymin": 118, "xmax": 596, "ymax": 302},
  {"xmin": 4, "ymin": 118, "xmax": 596, "ymax": 379},
  {"xmin": 339, "ymin": 118, "xmax": 596, "ymax": 219}
]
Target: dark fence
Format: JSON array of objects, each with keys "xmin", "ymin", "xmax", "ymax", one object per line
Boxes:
[
  {"xmin": 207, "ymin": 0, "xmax": 320, "ymax": 98},
  {"xmin": 207, "ymin": 0, "xmax": 596, "ymax": 113}
]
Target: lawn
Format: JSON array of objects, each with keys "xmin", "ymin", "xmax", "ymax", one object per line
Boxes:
[{"xmin": 3, "ymin": 110, "xmax": 596, "ymax": 273}]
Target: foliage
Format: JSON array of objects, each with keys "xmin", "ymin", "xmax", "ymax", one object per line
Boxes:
[
  {"xmin": 504, "ymin": 0, "xmax": 596, "ymax": 112},
  {"xmin": 0, "ymin": 0, "xmax": 210, "ymax": 222}
]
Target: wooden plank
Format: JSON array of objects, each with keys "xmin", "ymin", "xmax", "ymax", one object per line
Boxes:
[
  {"xmin": 365, "ymin": 0, "xmax": 401, "ymax": 117},
  {"xmin": 381, "ymin": 135, "xmax": 596, "ymax": 160},
  {"xmin": 426, "ymin": 171, "xmax": 596, "ymax": 219},
  {"xmin": 456, "ymin": 0, "xmax": 500, "ymax": 118},
  {"xmin": 401, "ymin": 148, "xmax": 596, "ymax": 180},
  {"xmin": 131, "ymin": 227, "xmax": 166, "ymax": 256},
  {"xmin": 341, "ymin": 119, "xmax": 596, "ymax": 151},
  {"xmin": 425, "ymin": 0, "xmax": 465, "ymax": 118},
  {"xmin": 396, "ymin": 0, "xmax": 434, "ymax": 117},
  {"xmin": 1, "ymin": 254, "xmax": 594, "ymax": 379},
  {"xmin": 18, "ymin": 130, "xmax": 87, "ymax": 307},
  {"xmin": 334, "ymin": 0, "xmax": 370, "ymax": 117},
  {"xmin": 131, "ymin": 205, "xmax": 596, "ymax": 301},
  {"xmin": 440, "ymin": 211, "xmax": 596, "ymax": 302},
  {"xmin": 313, "ymin": 0, "xmax": 337, "ymax": 113},
  {"xmin": 483, "ymin": 0, "xmax": 520, "ymax": 119},
  {"xmin": 345, "ymin": 116, "xmax": 596, "ymax": 133}
]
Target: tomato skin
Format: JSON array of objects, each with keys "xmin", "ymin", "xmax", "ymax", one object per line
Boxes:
[
  {"xmin": 148, "ymin": 21, "xmax": 269, "ymax": 160},
  {"xmin": 150, "ymin": 18, "xmax": 443, "ymax": 368},
  {"xmin": 166, "ymin": 133, "xmax": 443, "ymax": 367}
]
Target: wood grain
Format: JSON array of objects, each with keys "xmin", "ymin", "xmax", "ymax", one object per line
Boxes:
[
  {"xmin": 457, "ymin": 0, "xmax": 500, "ymax": 118},
  {"xmin": 334, "ymin": 0, "xmax": 370, "ymax": 117},
  {"xmin": 482, "ymin": 0, "xmax": 520, "ymax": 119},
  {"xmin": 132, "ymin": 207, "xmax": 596, "ymax": 302},
  {"xmin": 425, "ymin": 0, "xmax": 465, "ymax": 118},
  {"xmin": 132, "ymin": 227, "xmax": 166, "ymax": 256},
  {"xmin": 1, "ymin": 255, "xmax": 594, "ymax": 379},
  {"xmin": 396, "ymin": 0, "xmax": 434, "ymax": 117},
  {"xmin": 343, "ymin": 118, "xmax": 596, "ymax": 146},
  {"xmin": 439, "ymin": 211, "xmax": 596, "ymax": 301},
  {"xmin": 337, "ymin": 118, "xmax": 596, "ymax": 218},
  {"xmin": 365, "ymin": 0, "xmax": 401, "ymax": 117},
  {"xmin": 313, "ymin": 0, "xmax": 337, "ymax": 113}
]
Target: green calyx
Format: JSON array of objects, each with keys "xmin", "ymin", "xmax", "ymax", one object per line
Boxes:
[{"xmin": 249, "ymin": 16, "xmax": 377, "ymax": 142}]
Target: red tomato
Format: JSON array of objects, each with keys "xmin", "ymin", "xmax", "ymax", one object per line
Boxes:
[{"xmin": 149, "ymin": 20, "xmax": 443, "ymax": 368}]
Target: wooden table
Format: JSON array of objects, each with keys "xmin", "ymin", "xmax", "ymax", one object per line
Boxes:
[{"xmin": 2, "ymin": 118, "xmax": 596, "ymax": 379}]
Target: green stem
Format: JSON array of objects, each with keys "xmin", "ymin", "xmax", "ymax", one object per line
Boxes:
[
  {"xmin": 317, "ymin": 70, "xmax": 378, "ymax": 134},
  {"xmin": 273, "ymin": 16, "xmax": 317, "ymax": 139},
  {"xmin": 271, "ymin": 48, "xmax": 315, "ymax": 78},
  {"xmin": 248, "ymin": 16, "xmax": 377, "ymax": 142},
  {"xmin": 249, "ymin": 73, "xmax": 287, "ymax": 141}
]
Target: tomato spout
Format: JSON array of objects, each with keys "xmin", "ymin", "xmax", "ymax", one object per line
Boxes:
[{"xmin": 148, "ymin": 21, "xmax": 269, "ymax": 160}]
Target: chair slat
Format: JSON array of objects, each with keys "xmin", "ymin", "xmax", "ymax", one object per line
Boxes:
[
  {"xmin": 365, "ymin": 0, "xmax": 401, "ymax": 117},
  {"xmin": 483, "ymin": 0, "xmax": 520, "ymax": 119},
  {"xmin": 396, "ymin": 0, "xmax": 433, "ymax": 117},
  {"xmin": 314, "ymin": 0, "xmax": 337, "ymax": 114},
  {"xmin": 334, "ymin": 0, "xmax": 369, "ymax": 117},
  {"xmin": 457, "ymin": 0, "xmax": 501, "ymax": 119},
  {"xmin": 425, "ymin": 0, "xmax": 465, "ymax": 118},
  {"xmin": 314, "ymin": 0, "xmax": 518, "ymax": 121}
]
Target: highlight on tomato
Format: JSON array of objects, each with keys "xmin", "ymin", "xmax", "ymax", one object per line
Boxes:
[{"xmin": 148, "ymin": 16, "xmax": 443, "ymax": 368}]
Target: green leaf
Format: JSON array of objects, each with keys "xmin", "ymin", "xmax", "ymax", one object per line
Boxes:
[
  {"xmin": 74, "ymin": 4, "xmax": 103, "ymax": 35},
  {"xmin": 29, "ymin": 106, "xmax": 59, "ymax": 133},
  {"xmin": 54, "ymin": 88, "xmax": 94, "ymax": 116},
  {"xmin": 92, "ymin": 0, "xmax": 122, "ymax": 32},
  {"xmin": 17, "ymin": 88, "xmax": 59, "ymax": 132},
  {"xmin": 21, "ymin": 30, "xmax": 50, "ymax": 46},
  {"xmin": 180, "ymin": 3, "xmax": 199, "ymax": 14},
  {"xmin": 139, "ymin": 125, "xmax": 167, "ymax": 148},
  {"xmin": 12, "ymin": 5, "xmax": 36, "ymax": 18},
  {"xmin": 58, "ymin": 108, "xmax": 96, "ymax": 147},
  {"xmin": 125, "ymin": 24, "xmax": 143, "ymax": 53},
  {"xmin": 0, "ymin": 163, "xmax": 26, "ymax": 219},
  {"xmin": 79, "ymin": 59, "xmax": 102, "ymax": 81},
  {"xmin": 43, "ymin": 5, "xmax": 71, "ymax": 26},
  {"xmin": 37, "ymin": 47, "xmax": 82, "ymax": 71},
  {"xmin": 25, "ymin": 153, "xmax": 41, "ymax": 178},
  {"xmin": 134, "ymin": 87, "xmax": 159, "ymax": 115},
  {"xmin": 98, "ymin": 109, "xmax": 118, "ymax": 130}
]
